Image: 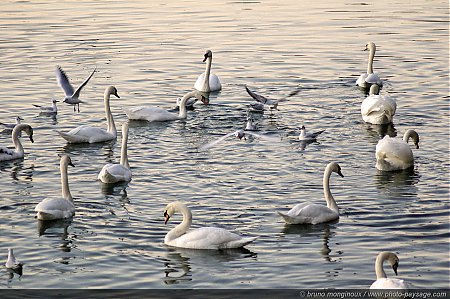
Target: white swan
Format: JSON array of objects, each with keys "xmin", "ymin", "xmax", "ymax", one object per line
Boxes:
[
  {"xmin": 56, "ymin": 86, "xmax": 119, "ymax": 143},
  {"xmin": 278, "ymin": 162, "xmax": 344, "ymax": 224},
  {"xmin": 0, "ymin": 124, "xmax": 34, "ymax": 162},
  {"xmin": 375, "ymin": 130, "xmax": 419, "ymax": 171},
  {"xmin": 98, "ymin": 123, "xmax": 132, "ymax": 183},
  {"xmin": 56, "ymin": 65, "xmax": 96, "ymax": 112},
  {"xmin": 5, "ymin": 248, "xmax": 23, "ymax": 270},
  {"xmin": 33, "ymin": 99, "xmax": 59, "ymax": 114},
  {"xmin": 35, "ymin": 155, "xmax": 75, "ymax": 220},
  {"xmin": 163, "ymin": 201, "xmax": 257, "ymax": 249},
  {"xmin": 356, "ymin": 42, "xmax": 383, "ymax": 88},
  {"xmin": 123, "ymin": 90, "xmax": 208, "ymax": 122},
  {"xmin": 370, "ymin": 251, "xmax": 408, "ymax": 289},
  {"xmin": 298, "ymin": 125, "xmax": 325, "ymax": 141},
  {"xmin": 361, "ymin": 85, "xmax": 396, "ymax": 124},
  {"xmin": 194, "ymin": 50, "xmax": 222, "ymax": 92}
]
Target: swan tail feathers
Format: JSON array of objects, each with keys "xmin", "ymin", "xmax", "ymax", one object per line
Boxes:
[
  {"xmin": 224, "ymin": 236, "xmax": 258, "ymax": 249},
  {"xmin": 55, "ymin": 130, "xmax": 88, "ymax": 143},
  {"xmin": 277, "ymin": 211, "xmax": 298, "ymax": 224}
]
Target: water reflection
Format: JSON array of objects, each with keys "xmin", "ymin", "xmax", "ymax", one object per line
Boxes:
[
  {"xmin": 363, "ymin": 122, "xmax": 397, "ymax": 141},
  {"xmin": 163, "ymin": 246, "xmax": 257, "ymax": 285},
  {"xmin": 0, "ymin": 159, "xmax": 34, "ymax": 182},
  {"xmin": 61, "ymin": 141, "xmax": 115, "ymax": 162},
  {"xmin": 282, "ymin": 222, "xmax": 339, "ymax": 262},
  {"xmin": 37, "ymin": 218, "xmax": 73, "ymax": 253},
  {"xmin": 35, "ymin": 112, "xmax": 58, "ymax": 125},
  {"xmin": 375, "ymin": 168, "xmax": 420, "ymax": 200},
  {"xmin": 6, "ymin": 266, "xmax": 23, "ymax": 283}
]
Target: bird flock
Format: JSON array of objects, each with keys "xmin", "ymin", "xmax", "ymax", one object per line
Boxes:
[{"xmin": 1, "ymin": 44, "xmax": 420, "ymax": 289}]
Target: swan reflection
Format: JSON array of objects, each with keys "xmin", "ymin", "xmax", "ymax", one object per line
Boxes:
[
  {"xmin": 37, "ymin": 218, "xmax": 73, "ymax": 253},
  {"xmin": 375, "ymin": 168, "xmax": 420, "ymax": 200},
  {"xmin": 363, "ymin": 122, "xmax": 397, "ymax": 142}
]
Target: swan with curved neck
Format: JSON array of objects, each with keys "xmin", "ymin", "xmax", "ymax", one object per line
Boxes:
[
  {"xmin": 361, "ymin": 84, "xmax": 397, "ymax": 124},
  {"xmin": 35, "ymin": 155, "xmax": 76, "ymax": 220},
  {"xmin": 278, "ymin": 162, "xmax": 344, "ymax": 224},
  {"xmin": 194, "ymin": 50, "xmax": 222, "ymax": 92},
  {"xmin": 370, "ymin": 251, "xmax": 408, "ymax": 289},
  {"xmin": 98, "ymin": 123, "xmax": 132, "ymax": 183},
  {"xmin": 375, "ymin": 129, "xmax": 419, "ymax": 171},
  {"xmin": 163, "ymin": 201, "xmax": 257, "ymax": 249},
  {"xmin": 356, "ymin": 42, "xmax": 383, "ymax": 88},
  {"xmin": 123, "ymin": 90, "xmax": 208, "ymax": 122},
  {"xmin": 56, "ymin": 86, "xmax": 119, "ymax": 143},
  {"xmin": 0, "ymin": 124, "xmax": 34, "ymax": 162}
]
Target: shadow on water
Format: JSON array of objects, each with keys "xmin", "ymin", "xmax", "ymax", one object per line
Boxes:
[
  {"xmin": 362, "ymin": 122, "xmax": 397, "ymax": 142},
  {"xmin": 37, "ymin": 218, "xmax": 74, "ymax": 253},
  {"xmin": 162, "ymin": 246, "xmax": 257, "ymax": 285},
  {"xmin": 60, "ymin": 141, "xmax": 115, "ymax": 162}
]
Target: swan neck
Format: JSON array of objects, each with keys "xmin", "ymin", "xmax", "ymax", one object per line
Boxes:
[
  {"xmin": 367, "ymin": 47, "xmax": 375, "ymax": 74},
  {"xmin": 375, "ymin": 252, "xmax": 389, "ymax": 279},
  {"xmin": 178, "ymin": 92, "xmax": 195, "ymax": 119},
  {"xmin": 11, "ymin": 126, "xmax": 24, "ymax": 154},
  {"xmin": 104, "ymin": 92, "xmax": 116, "ymax": 136},
  {"xmin": 323, "ymin": 166, "xmax": 338, "ymax": 213},
  {"xmin": 165, "ymin": 203, "xmax": 192, "ymax": 243},
  {"xmin": 120, "ymin": 128, "xmax": 130, "ymax": 169},
  {"xmin": 202, "ymin": 57, "xmax": 212, "ymax": 92},
  {"xmin": 403, "ymin": 130, "xmax": 417, "ymax": 144},
  {"xmin": 61, "ymin": 160, "xmax": 72, "ymax": 202}
]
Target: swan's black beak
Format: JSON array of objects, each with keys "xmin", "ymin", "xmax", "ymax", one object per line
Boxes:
[
  {"xmin": 114, "ymin": 92, "xmax": 120, "ymax": 99},
  {"xmin": 69, "ymin": 161, "xmax": 75, "ymax": 167},
  {"xmin": 337, "ymin": 170, "xmax": 344, "ymax": 178},
  {"xmin": 415, "ymin": 142, "xmax": 419, "ymax": 149},
  {"xmin": 202, "ymin": 53, "xmax": 208, "ymax": 62},
  {"xmin": 201, "ymin": 95, "xmax": 209, "ymax": 105},
  {"xmin": 29, "ymin": 135, "xmax": 34, "ymax": 143},
  {"xmin": 164, "ymin": 211, "xmax": 170, "ymax": 224},
  {"xmin": 393, "ymin": 261, "xmax": 398, "ymax": 276}
]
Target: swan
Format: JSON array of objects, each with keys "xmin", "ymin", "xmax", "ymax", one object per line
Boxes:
[
  {"xmin": 5, "ymin": 248, "xmax": 23, "ymax": 270},
  {"xmin": 361, "ymin": 85, "xmax": 396, "ymax": 124},
  {"xmin": 98, "ymin": 123, "xmax": 132, "ymax": 183},
  {"xmin": 278, "ymin": 162, "xmax": 344, "ymax": 224},
  {"xmin": 33, "ymin": 99, "xmax": 59, "ymax": 114},
  {"xmin": 375, "ymin": 129, "xmax": 419, "ymax": 171},
  {"xmin": 56, "ymin": 65, "xmax": 96, "ymax": 112},
  {"xmin": 0, "ymin": 124, "xmax": 34, "ymax": 162},
  {"xmin": 163, "ymin": 201, "xmax": 257, "ymax": 249},
  {"xmin": 194, "ymin": 50, "xmax": 222, "ymax": 92},
  {"xmin": 370, "ymin": 251, "xmax": 408, "ymax": 289},
  {"xmin": 298, "ymin": 125, "xmax": 325, "ymax": 141},
  {"xmin": 56, "ymin": 86, "xmax": 119, "ymax": 143},
  {"xmin": 35, "ymin": 155, "xmax": 75, "ymax": 220},
  {"xmin": 356, "ymin": 42, "xmax": 383, "ymax": 88},
  {"xmin": 123, "ymin": 90, "xmax": 208, "ymax": 122}
]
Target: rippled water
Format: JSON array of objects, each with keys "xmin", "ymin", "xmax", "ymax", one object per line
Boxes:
[{"xmin": 0, "ymin": 0, "xmax": 448, "ymax": 289}]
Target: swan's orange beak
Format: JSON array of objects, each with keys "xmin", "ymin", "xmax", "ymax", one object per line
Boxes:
[{"xmin": 164, "ymin": 211, "xmax": 170, "ymax": 224}]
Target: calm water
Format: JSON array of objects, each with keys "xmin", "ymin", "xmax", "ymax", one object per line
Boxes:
[{"xmin": 0, "ymin": 0, "xmax": 448, "ymax": 289}]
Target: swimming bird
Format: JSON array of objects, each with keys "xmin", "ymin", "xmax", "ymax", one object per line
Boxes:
[
  {"xmin": 56, "ymin": 86, "xmax": 119, "ymax": 143},
  {"xmin": 33, "ymin": 99, "xmax": 59, "ymax": 114},
  {"xmin": 98, "ymin": 123, "xmax": 132, "ymax": 183},
  {"xmin": 199, "ymin": 129, "xmax": 279, "ymax": 151},
  {"xmin": 35, "ymin": 155, "xmax": 76, "ymax": 220},
  {"xmin": 278, "ymin": 162, "xmax": 344, "ymax": 225},
  {"xmin": 370, "ymin": 251, "xmax": 408, "ymax": 289},
  {"xmin": 298, "ymin": 125, "xmax": 325, "ymax": 141},
  {"xmin": 356, "ymin": 42, "xmax": 383, "ymax": 88},
  {"xmin": 0, "ymin": 116, "xmax": 23, "ymax": 132},
  {"xmin": 0, "ymin": 124, "xmax": 34, "ymax": 162},
  {"xmin": 361, "ymin": 85, "xmax": 396, "ymax": 124},
  {"xmin": 123, "ymin": 91, "xmax": 208, "ymax": 122},
  {"xmin": 245, "ymin": 114, "xmax": 258, "ymax": 131},
  {"xmin": 194, "ymin": 50, "xmax": 222, "ymax": 92},
  {"xmin": 56, "ymin": 65, "xmax": 96, "ymax": 112},
  {"xmin": 163, "ymin": 201, "xmax": 257, "ymax": 249},
  {"xmin": 375, "ymin": 129, "xmax": 419, "ymax": 171},
  {"xmin": 5, "ymin": 248, "xmax": 23, "ymax": 271}
]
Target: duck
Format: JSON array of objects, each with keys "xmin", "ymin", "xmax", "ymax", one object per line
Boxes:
[
  {"xmin": 194, "ymin": 50, "xmax": 222, "ymax": 92},
  {"xmin": 123, "ymin": 90, "xmax": 208, "ymax": 122},
  {"xmin": 370, "ymin": 251, "xmax": 408, "ymax": 289},
  {"xmin": 56, "ymin": 86, "xmax": 119, "ymax": 143},
  {"xmin": 98, "ymin": 123, "xmax": 132, "ymax": 183},
  {"xmin": 0, "ymin": 124, "xmax": 34, "ymax": 162},
  {"xmin": 278, "ymin": 162, "xmax": 344, "ymax": 224},
  {"xmin": 361, "ymin": 85, "xmax": 396, "ymax": 124},
  {"xmin": 56, "ymin": 65, "xmax": 96, "ymax": 112},
  {"xmin": 375, "ymin": 129, "xmax": 419, "ymax": 171},
  {"xmin": 356, "ymin": 42, "xmax": 383, "ymax": 88},
  {"xmin": 298, "ymin": 125, "xmax": 325, "ymax": 141},
  {"xmin": 33, "ymin": 99, "xmax": 59, "ymax": 114},
  {"xmin": 35, "ymin": 155, "xmax": 76, "ymax": 220},
  {"xmin": 163, "ymin": 201, "xmax": 257, "ymax": 249}
]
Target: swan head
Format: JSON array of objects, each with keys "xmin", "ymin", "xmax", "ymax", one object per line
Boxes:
[
  {"xmin": 404, "ymin": 129, "xmax": 420, "ymax": 149},
  {"xmin": 106, "ymin": 86, "xmax": 120, "ymax": 98},
  {"xmin": 194, "ymin": 91, "xmax": 210, "ymax": 105},
  {"xmin": 59, "ymin": 154, "xmax": 75, "ymax": 167},
  {"xmin": 328, "ymin": 162, "xmax": 344, "ymax": 178},
  {"xmin": 164, "ymin": 201, "xmax": 187, "ymax": 224},
  {"xmin": 369, "ymin": 84, "xmax": 380, "ymax": 95},
  {"xmin": 364, "ymin": 42, "xmax": 376, "ymax": 52},
  {"xmin": 382, "ymin": 251, "xmax": 400, "ymax": 276},
  {"xmin": 203, "ymin": 50, "xmax": 213, "ymax": 62},
  {"xmin": 23, "ymin": 125, "xmax": 34, "ymax": 143}
]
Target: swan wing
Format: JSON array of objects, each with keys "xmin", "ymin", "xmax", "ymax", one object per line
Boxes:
[
  {"xmin": 279, "ymin": 203, "xmax": 338, "ymax": 224},
  {"xmin": 56, "ymin": 126, "xmax": 113, "ymax": 143},
  {"xmin": 168, "ymin": 227, "xmax": 256, "ymax": 249},
  {"xmin": 199, "ymin": 131, "xmax": 237, "ymax": 151},
  {"xmin": 365, "ymin": 73, "xmax": 383, "ymax": 86},
  {"xmin": 356, "ymin": 73, "xmax": 368, "ymax": 87},
  {"xmin": 361, "ymin": 95, "xmax": 396, "ymax": 124},
  {"xmin": 370, "ymin": 278, "xmax": 408, "ymax": 289},
  {"xmin": 123, "ymin": 106, "xmax": 177, "ymax": 122},
  {"xmin": 55, "ymin": 66, "xmax": 75, "ymax": 97},
  {"xmin": 0, "ymin": 146, "xmax": 15, "ymax": 156},
  {"xmin": 98, "ymin": 163, "xmax": 131, "ymax": 183},
  {"xmin": 376, "ymin": 137, "xmax": 414, "ymax": 170},
  {"xmin": 35, "ymin": 197, "xmax": 75, "ymax": 220},
  {"xmin": 72, "ymin": 67, "xmax": 96, "ymax": 99},
  {"xmin": 209, "ymin": 74, "xmax": 222, "ymax": 91}
]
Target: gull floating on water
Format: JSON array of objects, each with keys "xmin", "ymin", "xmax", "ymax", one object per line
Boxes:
[
  {"xmin": 56, "ymin": 65, "xmax": 96, "ymax": 112},
  {"xmin": 5, "ymin": 248, "xmax": 23, "ymax": 271},
  {"xmin": 0, "ymin": 116, "xmax": 23, "ymax": 132},
  {"xmin": 33, "ymin": 99, "xmax": 59, "ymax": 114},
  {"xmin": 298, "ymin": 125, "xmax": 325, "ymax": 141}
]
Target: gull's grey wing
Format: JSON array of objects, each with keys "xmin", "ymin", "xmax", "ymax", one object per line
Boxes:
[
  {"xmin": 309, "ymin": 130, "xmax": 325, "ymax": 139},
  {"xmin": 199, "ymin": 131, "xmax": 238, "ymax": 151},
  {"xmin": 55, "ymin": 66, "xmax": 75, "ymax": 97},
  {"xmin": 245, "ymin": 86, "xmax": 269, "ymax": 104},
  {"xmin": 72, "ymin": 66, "xmax": 96, "ymax": 99}
]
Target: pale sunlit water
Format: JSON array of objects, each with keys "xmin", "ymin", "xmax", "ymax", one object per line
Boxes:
[{"xmin": 0, "ymin": 0, "xmax": 448, "ymax": 289}]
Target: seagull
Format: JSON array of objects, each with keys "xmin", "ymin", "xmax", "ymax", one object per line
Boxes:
[
  {"xmin": 298, "ymin": 125, "xmax": 325, "ymax": 141},
  {"xmin": 56, "ymin": 65, "xmax": 96, "ymax": 112},
  {"xmin": 199, "ymin": 129, "xmax": 279, "ymax": 151},
  {"xmin": 245, "ymin": 114, "xmax": 258, "ymax": 131},
  {"xmin": 33, "ymin": 99, "xmax": 59, "ymax": 114},
  {"xmin": 245, "ymin": 85, "xmax": 281, "ymax": 110},
  {"xmin": 0, "ymin": 116, "xmax": 23, "ymax": 131},
  {"xmin": 5, "ymin": 248, "xmax": 23, "ymax": 272}
]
